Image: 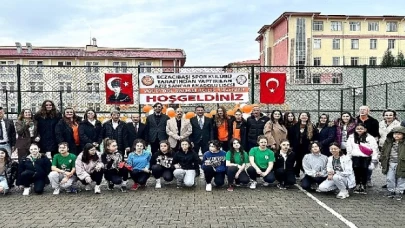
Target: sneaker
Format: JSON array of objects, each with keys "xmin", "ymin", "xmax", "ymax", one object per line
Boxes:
[
  {"xmin": 155, "ymin": 179, "xmax": 162, "ymax": 189},
  {"xmin": 85, "ymin": 185, "xmax": 92, "ymax": 191},
  {"xmin": 250, "ymin": 181, "xmax": 257, "ymax": 189},
  {"xmin": 311, "ymin": 183, "xmax": 319, "ymax": 191},
  {"xmin": 120, "ymin": 185, "xmax": 127, "ymax": 193},
  {"xmin": 263, "ymin": 182, "xmax": 270, "ymax": 187},
  {"xmin": 206, "ymin": 183, "xmax": 212, "ymax": 192},
  {"xmin": 277, "ymin": 183, "xmax": 286, "ymax": 190},
  {"xmin": 386, "ymin": 192, "xmax": 396, "ymax": 198},
  {"xmin": 336, "ymin": 191, "xmax": 349, "ymax": 199},
  {"xmin": 94, "ymin": 185, "xmax": 101, "ymax": 194},
  {"xmin": 227, "ymin": 185, "xmax": 234, "ymax": 192},
  {"xmin": 359, "ymin": 185, "xmax": 367, "ymax": 195},
  {"xmin": 22, "ymin": 187, "xmax": 30, "ymax": 196},
  {"xmin": 353, "ymin": 185, "xmax": 361, "ymax": 194},
  {"xmin": 68, "ymin": 187, "xmax": 78, "ymax": 194},
  {"xmin": 131, "ymin": 183, "xmax": 139, "ymax": 191},
  {"xmin": 395, "ymin": 194, "xmax": 403, "ymax": 201},
  {"xmin": 367, "ymin": 181, "xmax": 373, "ymax": 188},
  {"xmin": 53, "ymin": 188, "xmax": 60, "ymax": 195},
  {"xmin": 107, "ymin": 182, "xmax": 114, "ymax": 190}
]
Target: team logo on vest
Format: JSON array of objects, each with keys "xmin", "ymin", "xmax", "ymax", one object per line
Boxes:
[{"xmin": 265, "ymin": 155, "xmax": 269, "ymax": 160}]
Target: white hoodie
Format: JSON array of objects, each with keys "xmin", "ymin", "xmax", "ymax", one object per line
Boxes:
[{"xmin": 346, "ymin": 133, "xmax": 378, "ymax": 160}]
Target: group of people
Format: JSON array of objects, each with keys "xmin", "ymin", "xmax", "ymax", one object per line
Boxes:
[{"xmin": 0, "ymin": 101, "xmax": 404, "ymax": 200}]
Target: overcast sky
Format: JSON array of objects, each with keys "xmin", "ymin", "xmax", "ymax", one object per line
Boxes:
[{"xmin": 0, "ymin": 0, "xmax": 403, "ymax": 66}]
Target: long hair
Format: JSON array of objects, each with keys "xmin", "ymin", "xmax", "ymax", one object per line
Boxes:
[
  {"xmin": 283, "ymin": 112, "xmax": 297, "ymax": 128},
  {"xmin": 0, "ymin": 148, "xmax": 10, "ymax": 164},
  {"xmin": 84, "ymin": 108, "xmax": 98, "ymax": 120},
  {"xmin": 81, "ymin": 143, "xmax": 98, "ymax": 163},
  {"xmin": 62, "ymin": 107, "xmax": 80, "ymax": 127},
  {"xmin": 229, "ymin": 138, "xmax": 246, "ymax": 164},
  {"xmin": 329, "ymin": 142, "xmax": 343, "ymax": 156},
  {"xmin": 271, "ymin": 110, "xmax": 284, "ymax": 125},
  {"xmin": 337, "ymin": 112, "xmax": 356, "ymax": 126},
  {"xmin": 214, "ymin": 106, "xmax": 229, "ymax": 126},
  {"xmin": 17, "ymin": 109, "xmax": 34, "ymax": 121},
  {"xmin": 298, "ymin": 112, "xmax": 314, "ymax": 140},
  {"xmin": 316, "ymin": 113, "xmax": 330, "ymax": 128},
  {"xmin": 37, "ymin": 100, "xmax": 59, "ymax": 118},
  {"xmin": 354, "ymin": 123, "xmax": 368, "ymax": 144},
  {"xmin": 103, "ymin": 138, "xmax": 116, "ymax": 154}
]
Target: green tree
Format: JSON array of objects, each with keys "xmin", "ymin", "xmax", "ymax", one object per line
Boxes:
[
  {"xmin": 395, "ymin": 51, "xmax": 405, "ymax": 66},
  {"xmin": 380, "ymin": 49, "xmax": 396, "ymax": 67}
]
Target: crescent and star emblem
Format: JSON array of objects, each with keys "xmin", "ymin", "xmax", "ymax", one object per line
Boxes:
[
  {"xmin": 106, "ymin": 77, "xmax": 129, "ymax": 91},
  {"xmin": 266, "ymin": 78, "xmax": 279, "ymax": 93}
]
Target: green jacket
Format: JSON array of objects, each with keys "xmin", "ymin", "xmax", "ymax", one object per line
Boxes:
[{"xmin": 380, "ymin": 126, "xmax": 405, "ymax": 178}]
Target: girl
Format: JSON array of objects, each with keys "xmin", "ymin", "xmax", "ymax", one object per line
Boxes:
[
  {"xmin": 380, "ymin": 126, "xmax": 405, "ymax": 200},
  {"xmin": 101, "ymin": 139, "xmax": 129, "ymax": 192},
  {"xmin": 226, "ymin": 138, "xmax": 250, "ymax": 192},
  {"xmin": 75, "ymin": 143, "xmax": 104, "ymax": 194},
  {"xmin": 126, "ymin": 139, "xmax": 151, "ymax": 190},
  {"xmin": 79, "ymin": 108, "xmax": 102, "ymax": 150},
  {"xmin": 301, "ymin": 141, "xmax": 328, "ymax": 191},
  {"xmin": 213, "ymin": 106, "xmax": 232, "ymax": 152},
  {"xmin": 274, "ymin": 140, "xmax": 296, "ymax": 189},
  {"xmin": 55, "ymin": 107, "xmax": 82, "ymax": 155},
  {"xmin": 318, "ymin": 142, "xmax": 355, "ymax": 199},
  {"xmin": 283, "ymin": 112, "xmax": 297, "ymax": 130},
  {"xmin": 150, "ymin": 140, "xmax": 175, "ymax": 189},
  {"xmin": 247, "ymin": 136, "xmax": 276, "ymax": 189},
  {"xmin": 347, "ymin": 123, "xmax": 378, "ymax": 194},
  {"xmin": 17, "ymin": 143, "xmax": 51, "ymax": 195},
  {"xmin": 334, "ymin": 112, "xmax": 357, "ymax": 155},
  {"xmin": 15, "ymin": 109, "xmax": 40, "ymax": 160},
  {"xmin": 229, "ymin": 110, "xmax": 247, "ymax": 151},
  {"xmin": 202, "ymin": 140, "xmax": 227, "ymax": 192},
  {"xmin": 172, "ymin": 139, "xmax": 200, "ymax": 188},
  {"xmin": 264, "ymin": 110, "xmax": 288, "ymax": 151},
  {"xmin": 0, "ymin": 148, "xmax": 18, "ymax": 195},
  {"xmin": 379, "ymin": 109, "xmax": 401, "ymax": 149},
  {"xmin": 316, "ymin": 114, "xmax": 336, "ymax": 156}
]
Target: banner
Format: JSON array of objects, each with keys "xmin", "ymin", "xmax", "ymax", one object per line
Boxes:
[
  {"xmin": 105, "ymin": 73, "xmax": 134, "ymax": 105},
  {"xmin": 260, "ymin": 72, "xmax": 286, "ymax": 104},
  {"xmin": 139, "ymin": 73, "xmax": 249, "ymax": 104}
]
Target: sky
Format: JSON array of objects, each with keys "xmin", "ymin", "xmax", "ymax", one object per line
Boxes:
[{"xmin": 0, "ymin": 0, "xmax": 404, "ymax": 66}]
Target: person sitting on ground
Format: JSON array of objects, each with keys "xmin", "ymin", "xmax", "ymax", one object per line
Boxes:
[
  {"xmin": 202, "ymin": 140, "xmax": 227, "ymax": 192},
  {"xmin": 126, "ymin": 139, "xmax": 152, "ymax": 191},
  {"xmin": 75, "ymin": 143, "xmax": 104, "ymax": 194},
  {"xmin": 150, "ymin": 140, "xmax": 175, "ymax": 189},
  {"xmin": 225, "ymin": 138, "xmax": 250, "ymax": 192},
  {"xmin": 172, "ymin": 139, "xmax": 200, "ymax": 188},
  {"xmin": 301, "ymin": 141, "xmax": 328, "ymax": 191},
  {"xmin": 274, "ymin": 139, "xmax": 296, "ymax": 190},
  {"xmin": 0, "ymin": 148, "xmax": 18, "ymax": 195}
]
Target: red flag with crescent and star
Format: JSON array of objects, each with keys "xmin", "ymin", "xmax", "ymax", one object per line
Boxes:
[
  {"xmin": 105, "ymin": 73, "xmax": 134, "ymax": 105},
  {"xmin": 260, "ymin": 72, "xmax": 286, "ymax": 104}
]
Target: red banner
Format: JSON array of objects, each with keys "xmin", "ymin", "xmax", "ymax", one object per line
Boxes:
[
  {"xmin": 105, "ymin": 73, "xmax": 134, "ymax": 105},
  {"xmin": 260, "ymin": 72, "xmax": 286, "ymax": 104}
]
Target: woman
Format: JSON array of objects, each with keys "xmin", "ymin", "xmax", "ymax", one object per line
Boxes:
[
  {"xmin": 229, "ymin": 110, "xmax": 247, "ymax": 151},
  {"xmin": 202, "ymin": 140, "xmax": 227, "ymax": 192},
  {"xmin": 316, "ymin": 114, "xmax": 336, "ymax": 156},
  {"xmin": 288, "ymin": 112, "xmax": 319, "ymax": 178},
  {"xmin": 347, "ymin": 123, "xmax": 378, "ymax": 194},
  {"xmin": 274, "ymin": 140, "xmax": 296, "ymax": 189},
  {"xmin": 213, "ymin": 106, "xmax": 232, "ymax": 152},
  {"xmin": 55, "ymin": 107, "xmax": 82, "ymax": 155},
  {"xmin": 301, "ymin": 141, "xmax": 328, "ymax": 191},
  {"xmin": 75, "ymin": 143, "xmax": 104, "ymax": 194},
  {"xmin": 379, "ymin": 109, "xmax": 401, "ymax": 149},
  {"xmin": 318, "ymin": 142, "xmax": 355, "ymax": 199},
  {"xmin": 334, "ymin": 112, "xmax": 357, "ymax": 154},
  {"xmin": 126, "ymin": 139, "xmax": 151, "ymax": 190},
  {"xmin": 17, "ymin": 143, "xmax": 51, "ymax": 195},
  {"xmin": 0, "ymin": 148, "xmax": 18, "ymax": 195},
  {"xmin": 283, "ymin": 112, "xmax": 297, "ymax": 130},
  {"xmin": 150, "ymin": 140, "xmax": 175, "ymax": 189},
  {"xmin": 15, "ymin": 109, "xmax": 40, "ymax": 160},
  {"xmin": 101, "ymin": 138, "xmax": 129, "ymax": 192},
  {"xmin": 226, "ymin": 138, "xmax": 250, "ymax": 191},
  {"xmin": 172, "ymin": 139, "xmax": 200, "ymax": 188},
  {"xmin": 79, "ymin": 108, "xmax": 102, "ymax": 150},
  {"xmin": 264, "ymin": 110, "xmax": 288, "ymax": 151},
  {"xmin": 247, "ymin": 135, "xmax": 276, "ymax": 189},
  {"xmin": 35, "ymin": 100, "xmax": 62, "ymax": 158}
]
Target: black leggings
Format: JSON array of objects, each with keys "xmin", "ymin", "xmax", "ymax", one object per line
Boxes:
[
  {"xmin": 104, "ymin": 168, "xmax": 129, "ymax": 185},
  {"xmin": 352, "ymin": 156, "xmax": 371, "ymax": 186},
  {"xmin": 226, "ymin": 166, "xmax": 250, "ymax": 185},
  {"xmin": 203, "ymin": 166, "xmax": 225, "ymax": 187},
  {"xmin": 19, "ymin": 170, "xmax": 47, "ymax": 194},
  {"xmin": 151, "ymin": 165, "xmax": 174, "ymax": 182},
  {"xmin": 246, "ymin": 166, "xmax": 276, "ymax": 183},
  {"xmin": 274, "ymin": 168, "xmax": 296, "ymax": 186},
  {"xmin": 130, "ymin": 170, "xmax": 151, "ymax": 185},
  {"xmin": 79, "ymin": 170, "xmax": 104, "ymax": 185}
]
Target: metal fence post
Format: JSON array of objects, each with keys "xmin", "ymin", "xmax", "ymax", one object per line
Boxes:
[
  {"xmin": 250, "ymin": 66, "xmax": 255, "ymax": 104},
  {"xmin": 352, "ymin": 88, "xmax": 356, "ymax": 116},
  {"xmin": 17, "ymin": 64, "xmax": 22, "ymax": 114},
  {"xmin": 340, "ymin": 89, "xmax": 344, "ymax": 114},
  {"xmin": 59, "ymin": 91, "xmax": 63, "ymax": 113},
  {"xmin": 5, "ymin": 90, "xmax": 9, "ymax": 119},
  {"xmin": 317, "ymin": 89, "xmax": 321, "ymax": 117},
  {"xmin": 362, "ymin": 65, "xmax": 367, "ymax": 105},
  {"xmin": 137, "ymin": 65, "xmax": 142, "ymax": 116},
  {"xmin": 385, "ymin": 83, "xmax": 389, "ymax": 109}
]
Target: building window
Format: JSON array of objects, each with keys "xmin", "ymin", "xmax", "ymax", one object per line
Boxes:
[
  {"xmin": 369, "ymin": 57, "xmax": 377, "ymax": 66},
  {"xmin": 313, "ymin": 57, "xmax": 321, "ymax": 66},
  {"xmin": 1, "ymin": 82, "xmax": 6, "ymax": 92},
  {"xmin": 59, "ymin": 82, "xmax": 72, "ymax": 93},
  {"xmin": 57, "ymin": 61, "xmax": 72, "ymax": 66},
  {"xmin": 86, "ymin": 83, "xmax": 100, "ymax": 93},
  {"xmin": 313, "ymin": 21, "xmax": 323, "ymax": 31},
  {"xmin": 349, "ymin": 22, "xmax": 361, "ymax": 31},
  {"xmin": 31, "ymin": 103, "xmax": 37, "ymax": 113},
  {"xmin": 368, "ymin": 22, "xmax": 379, "ymax": 31},
  {"xmin": 351, "ymin": 57, "xmax": 359, "ymax": 66},
  {"xmin": 351, "ymin": 39, "xmax": 359, "ymax": 49},
  {"xmin": 30, "ymin": 82, "xmax": 44, "ymax": 92},
  {"xmin": 332, "ymin": 39, "xmax": 340, "ymax": 49},
  {"xmin": 331, "ymin": 21, "xmax": 342, "ymax": 31},
  {"xmin": 86, "ymin": 62, "xmax": 99, "ymax": 73},
  {"xmin": 370, "ymin": 39, "xmax": 377, "ymax": 49},
  {"xmin": 332, "ymin": 57, "xmax": 340, "ymax": 66},
  {"xmin": 332, "ymin": 73, "xmax": 342, "ymax": 83},
  {"xmin": 88, "ymin": 103, "xmax": 101, "ymax": 112},
  {"xmin": 113, "ymin": 62, "xmax": 127, "ymax": 73},
  {"xmin": 10, "ymin": 104, "xmax": 16, "ymax": 113},
  {"xmin": 388, "ymin": 39, "xmax": 395, "ymax": 49},
  {"xmin": 313, "ymin": 39, "xmax": 321, "ymax": 49},
  {"xmin": 312, "ymin": 74, "xmax": 321, "ymax": 84},
  {"xmin": 0, "ymin": 61, "xmax": 14, "ymax": 72},
  {"xmin": 28, "ymin": 60, "xmax": 43, "ymax": 74},
  {"xmin": 139, "ymin": 62, "xmax": 152, "ymax": 73},
  {"xmin": 295, "ymin": 18, "xmax": 306, "ymax": 80},
  {"xmin": 387, "ymin": 22, "xmax": 398, "ymax": 32}
]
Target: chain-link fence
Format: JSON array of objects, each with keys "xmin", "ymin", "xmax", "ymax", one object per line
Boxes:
[{"xmin": 0, "ymin": 64, "xmax": 404, "ymax": 120}]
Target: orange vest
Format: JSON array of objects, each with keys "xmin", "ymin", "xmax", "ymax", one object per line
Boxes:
[
  {"xmin": 218, "ymin": 122, "xmax": 228, "ymax": 141},
  {"xmin": 232, "ymin": 122, "xmax": 241, "ymax": 140},
  {"xmin": 72, "ymin": 124, "xmax": 80, "ymax": 146}
]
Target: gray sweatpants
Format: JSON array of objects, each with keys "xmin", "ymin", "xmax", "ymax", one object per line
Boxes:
[
  {"xmin": 318, "ymin": 174, "xmax": 349, "ymax": 192},
  {"xmin": 48, "ymin": 171, "xmax": 77, "ymax": 189},
  {"xmin": 173, "ymin": 169, "xmax": 196, "ymax": 187},
  {"xmin": 387, "ymin": 162, "xmax": 405, "ymax": 193}
]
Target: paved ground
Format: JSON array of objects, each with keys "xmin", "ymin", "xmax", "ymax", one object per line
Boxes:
[{"xmin": 0, "ymin": 168, "xmax": 404, "ymax": 228}]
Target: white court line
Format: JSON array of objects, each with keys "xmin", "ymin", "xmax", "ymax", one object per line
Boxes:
[{"xmin": 295, "ymin": 184, "xmax": 358, "ymax": 228}]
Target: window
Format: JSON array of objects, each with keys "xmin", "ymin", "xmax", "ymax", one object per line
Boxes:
[
  {"xmin": 57, "ymin": 61, "xmax": 72, "ymax": 66},
  {"xmin": 388, "ymin": 39, "xmax": 395, "ymax": 49},
  {"xmin": 86, "ymin": 62, "xmax": 99, "ymax": 73},
  {"xmin": 30, "ymin": 82, "xmax": 44, "ymax": 92},
  {"xmin": 31, "ymin": 103, "xmax": 37, "ymax": 113},
  {"xmin": 332, "ymin": 73, "xmax": 342, "ymax": 83},
  {"xmin": 368, "ymin": 22, "xmax": 379, "ymax": 31},
  {"xmin": 313, "ymin": 21, "xmax": 323, "ymax": 31},
  {"xmin": 313, "ymin": 39, "xmax": 321, "ymax": 49},
  {"xmin": 8, "ymin": 82, "xmax": 15, "ymax": 92},
  {"xmin": 370, "ymin": 39, "xmax": 377, "ymax": 49},
  {"xmin": 139, "ymin": 62, "xmax": 152, "ymax": 73},
  {"xmin": 351, "ymin": 57, "xmax": 359, "ymax": 66},
  {"xmin": 28, "ymin": 60, "xmax": 43, "ymax": 74},
  {"xmin": 59, "ymin": 82, "xmax": 72, "ymax": 93},
  {"xmin": 369, "ymin": 57, "xmax": 377, "ymax": 66},
  {"xmin": 113, "ymin": 62, "xmax": 128, "ymax": 73},
  {"xmin": 332, "ymin": 39, "xmax": 340, "ymax": 49},
  {"xmin": 1, "ymin": 82, "xmax": 6, "ymax": 92},
  {"xmin": 387, "ymin": 22, "xmax": 398, "ymax": 32},
  {"xmin": 313, "ymin": 57, "xmax": 321, "ymax": 66},
  {"xmin": 332, "ymin": 57, "xmax": 340, "ymax": 66},
  {"xmin": 331, "ymin": 21, "xmax": 342, "ymax": 31},
  {"xmin": 86, "ymin": 83, "xmax": 100, "ymax": 93},
  {"xmin": 312, "ymin": 74, "xmax": 321, "ymax": 84},
  {"xmin": 87, "ymin": 103, "xmax": 101, "ymax": 112},
  {"xmin": 0, "ymin": 61, "xmax": 14, "ymax": 72},
  {"xmin": 10, "ymin": 104, "xmax": 16, "ymax": 113},
  {"xmin": 351, "ymin": 39, "xmax": 359, "ymax": 49},
  {"xmin": 349, "ymin": 22, "xmax": 361, "ymax": 31}
]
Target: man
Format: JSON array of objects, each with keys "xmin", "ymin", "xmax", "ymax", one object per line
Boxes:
[
  {"xmin": 99, "ymin": 108, "xmax": 128, "ymax": 156},
  {"xmin": 190, "ymin": 105, "xmax": 213, "ymax": 155},
  {"xmin": 0, "ymin": 107, "xmax": 16, "ymax": 156},
  {"xmin": 246, "ymin": 105, "xmax": 270, "ymax": 152},
  {"xmin": 145, "ymin": 103, "xmax": 169, "ymax": 153},
  {"xmin": 126, "ymin": 113, "xmax": 146, "ymax": 151},
  {"xmin": 108, "ymin": 79, "xmax": 131, "ymax": 103},
  {"xmin": 166, "ymin": 108, "xmax": 192, "ymax": 150}
]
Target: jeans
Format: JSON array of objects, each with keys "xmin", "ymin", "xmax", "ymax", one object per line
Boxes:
[
  {"xmin": 274, "ymin": 168, "xmax": 296, "ymax": 186},
  {"xmin": 203, "ymin": 166, "xmax": 225, "ymax": 187},
  {"xmin": 173, "ymin": 169, "xmax": 196, "ymax": 187},
  {"xmin": 246, "ymin": 166, "xmax": 276, "ymax": 183},
  {"xmin": 226, "ymin": 166, "xmax": 250, "ymax": 185},
  {"xmin": 79, "ymin": 171, "xmax": 104, "ymax": 186},
  {"xmin": 130, "ymin": 170, "xmax": 151, "ymax": 185},
  {"xmin": 387, "ymin": 162, "xmax": 405, "ymax": 193},
  {"xmin": 151, "ymin": 165, "xmax": 174, "ymax": 182},
  {"xmin": 318, "ymin": 174, "xmax": 350, "ymax": 192},
  {"xmin": 104, "ymin": 168, "xmax": 129, "ymax": 185},
  {"xmin": 19, "ymin": 170, "xmax": 47, "ymax": 194},
  {"xmin": 301, "ymin": 175, "xmax": 327, "ymax": 190},
  {"xmin": 48, "ymin": 171, "xmax": 77, "ymax": 189}
]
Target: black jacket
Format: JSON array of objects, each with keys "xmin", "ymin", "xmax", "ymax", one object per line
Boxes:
[
  {"xmin": 288, "ymin": 122, "xmax": 319, "ymax": 156},
  {"xmin": 317, "ymin": 122, "xmax": 337, "ymax": 156},
  {"xmin": 99, "ymin": 120, "xmax": 128, "ymax": 153},
  {"xmin": 190, "ymin": 116, "xmax": 214, "ymax": 144},
  {"xmin": 229, "ymin": 118, "xmax": 248, "ymax": 151},
  {"xmin": 172, "ymin": 150, "xmax": 200, "ymax": 175},
  {"xmin": 274, "ymin": 151, "xmax": 296, "ymax": 171},
  {"xmin": 16, "ymin": 155, "xmax": 51, "ymax": 185},
  {"xmin": 1, "ymin": 159, "xmax": 18, "ymax": 188},
  {"xmin": 35, "ymin": 113, "xmax": 62, "ymax": 152},
  {"xmin": 246, "ymin": 114, "xmax": 270, "ymax": 144},
  {"xmin": 0, "ymin": 118, "xmax": 16, "ymax": 147},
  {"xmin": 55, "ymin": 117, "xmax": 82, "ymax": 155},
  {"xmin": 150, "ymin": 151, "xmax": 175, "ymax": 169},
  {"xmin": 356, "ymin": 115, "xmax": 380, "ymax": 138},
  {"xmin": 126, "ymin": 122, "xmax": 146, "ymax": 148},
  {"xmin": 145, "ymin": 114, "xmax": 169, "ymax": 143},
  {"xmin": 79, "ymin": 119, "xmax": 102, "ymax": 148}
]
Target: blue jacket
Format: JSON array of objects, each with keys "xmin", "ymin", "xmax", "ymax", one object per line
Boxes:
[
  {"xmin": 201, "ymin": 150, "xmax": 226, "ymax": 173},
  {"xmin": 127, "ymin": 150, "xmax": 151, "ymax": 171}
]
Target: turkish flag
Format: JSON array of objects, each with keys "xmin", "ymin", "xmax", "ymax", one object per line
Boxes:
[
  {"xmin": 260, "ymin": 72, "xmax": 286, "ymax": 104},
  {"xmin": 105, "ymin": 73, "xmax": 134, "ymax": 105}
]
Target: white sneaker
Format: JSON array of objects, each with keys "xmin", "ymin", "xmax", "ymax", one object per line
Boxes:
[
  {"xmin": 85, "ymin": 185, "xmax": 92, "ymax": 191},
  {"xmin": 53, "ymin": 188, "xmax": 60, "ymax": 195},
  {"xmin": 336, "ymin": 190, "xmax": 349, "ymax": 199},
  {"xmin": 250, "ymin": 181, "xmax": 257, "ymax": 189},
  {"xmin": 22, "ymin": 187, "xmax": 30, "ymax": 196},
  {"xmin": 206, "ymin": 183, "xmax": 212, "ymax": 192},
  {"xmin": 94, "ymin": 185, "xmax": 101, "ymax": 194},
  {"xmin": 263, "ymin": 182, "xmax": 270, "ymax": 187},
  {"xmin": 155, "ymin": 179, "xmax": 162, "ymax": 189}
]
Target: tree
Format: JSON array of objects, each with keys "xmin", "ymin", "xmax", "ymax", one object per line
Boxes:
[
  {"xmin": 395, "ymin": 51, "xmax": 405, "ymax": 66},
  {"xmin": 380, "ymin": 49, "xmax": 396, "ymax": 67}
]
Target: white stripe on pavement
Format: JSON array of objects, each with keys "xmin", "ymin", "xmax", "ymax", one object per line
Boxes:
[{"xmin": 295, "ymin": 184, "xmax": 358, "ymax": 228}]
